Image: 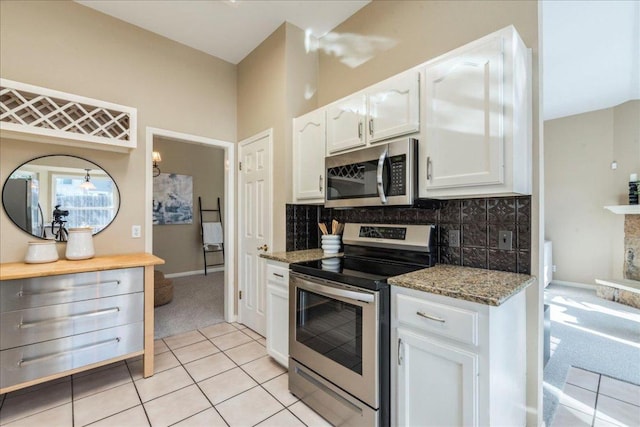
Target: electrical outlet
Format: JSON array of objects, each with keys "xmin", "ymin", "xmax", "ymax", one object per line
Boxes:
[
  {"xmin": 552, "ymin": 265, "xmax": 557, "ymax": 273},
  {"xmin": 498, "ymin": 230, "xmax": 513, "ymax": 250},
  {"xmin": 131, "ymin": 225, "xmax": 141, "ymax": 238},
  {"xmin": 448, "ymin": 230, "xmax": 460, "ymax": 248}
]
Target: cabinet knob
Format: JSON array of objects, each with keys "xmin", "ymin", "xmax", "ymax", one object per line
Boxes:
[{"xmin": 257, "ymin": 244, "xmax": 269, "ymax": 252}]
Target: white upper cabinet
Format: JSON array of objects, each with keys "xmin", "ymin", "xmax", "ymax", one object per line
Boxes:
[
  {"xmin": 367, "ymin": 71, "xmax": 420, "ymax": 143},
  {"xmin": 326, "ymin": 70, "xmax": 421, "ymax": 155},
  {"xmin": 326, "ymin": 94, "xmax": 367, "ymax": 154},
  {"xmin": 293, "ymin": 108, "xmax": 326, "ymax": 203},
  {"xmin": 419, "ymin": 26, "xmax": 531, "ymax": 198}
]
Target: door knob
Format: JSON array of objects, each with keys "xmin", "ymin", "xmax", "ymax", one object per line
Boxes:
[{"xmin": 257, "ymin": 244, "xmax": 269, "ymax": 252}]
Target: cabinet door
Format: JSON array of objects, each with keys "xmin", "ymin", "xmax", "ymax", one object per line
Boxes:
[
  {"xmin": 326, "ymin": 94, "xmax": 367, "ymax": 154},
  {"xmin": 266, "ymin": 282, "xmax": 289, "ymax": 367},
  {"xmin": 396, "ymin": 328, "xmax": 478, "ymax": 427},
  {"xmin": 367, "ymin": 71, "xmax": 420, "ymax": 143},
  {"xmin": 293, "ymin": 109, "xmax": 325, "ymax": 202},
  {"xmin": 422, "ymin": 36, "xmax": 504, "ymax": 191}
]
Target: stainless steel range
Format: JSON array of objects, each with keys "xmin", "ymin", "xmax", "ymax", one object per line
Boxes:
[{"xmin": 288, "ymin": 223, "xmax": 436, "ymax": 427}]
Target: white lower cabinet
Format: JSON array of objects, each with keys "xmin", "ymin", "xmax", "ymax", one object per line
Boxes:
[
  {"xmin": 397, "ymin": 328, "xmax": 478, "ymax": 426},
  {"xmin": 265, "ymin": 260, "xmax": 289, "ymax": 367},
  {"xmin": 391, "ymin": 286, "xmax": 526, "ymax": 427}
]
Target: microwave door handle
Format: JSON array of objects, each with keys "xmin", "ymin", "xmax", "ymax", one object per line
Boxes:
[{"xmin": 377, "ymin": 148, "xmax": 388, "ymax": 204}]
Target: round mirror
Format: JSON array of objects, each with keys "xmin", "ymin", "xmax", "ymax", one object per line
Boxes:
[{"xmin": 2, "ymin": 155, "xmax": 120, "ymax": 241}]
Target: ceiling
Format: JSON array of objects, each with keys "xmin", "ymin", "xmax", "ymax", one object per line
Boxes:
[
  {"xmin": 76, "ymin": 0, "xmax": 639, "ymax": 121},
  {"xmin": 75, "ymin": 0, "xmax": 370, "ymax": 65},
  {"xmin": 542, "ymin": 0, "xmax": 640, "ymax": 120}
]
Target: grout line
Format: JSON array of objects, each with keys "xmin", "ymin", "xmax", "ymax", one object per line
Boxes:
[
  {"xmin": 590, "ymin": 374, "xmax": 602, "ymax": 427},
  {"xmin": 123, "ymin": 358, "xmax": 152, "ymax": 427}
]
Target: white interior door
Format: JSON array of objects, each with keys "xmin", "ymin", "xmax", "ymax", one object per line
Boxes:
[{"xmin": 238, "ymin": 130, "xmax": 272, "ymax": 335}]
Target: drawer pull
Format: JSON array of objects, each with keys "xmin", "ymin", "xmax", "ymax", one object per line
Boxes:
[
  {"xmin": 17, "ymin": 280, "xmax": 121, "ymax": 297},
  {"xmin": 417, "ymin": 311, "xmax": 446, "ymax": 323},
  {"xmin": 18, "ymin": 307, "xmax": 121, "ymax": 329},
  {"xmin": 18, "ymin": 337, "xmax": 121, "ymax": 367},
  {"xmin": 273, "ymin": 273, "xmax": 284, "ymax": 278}
]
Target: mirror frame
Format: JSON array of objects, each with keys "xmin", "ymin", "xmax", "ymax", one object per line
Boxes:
[{"xmin": 2, "ymin": 154, "xmax": 121, "ymax": 241}]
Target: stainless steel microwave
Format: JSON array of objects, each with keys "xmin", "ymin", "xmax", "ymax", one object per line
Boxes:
[{"xmin": 325, "ymin": 137, "xmax": 417, "ymax": 208}]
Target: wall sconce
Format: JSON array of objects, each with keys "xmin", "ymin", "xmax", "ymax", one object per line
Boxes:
[
  {"xmin": 152, "ymin": 151, "xmax": 162, "ymax": 177},
  {"xmin": 79, "ymin": 168, "xmax": 96, "ymax": 190}
]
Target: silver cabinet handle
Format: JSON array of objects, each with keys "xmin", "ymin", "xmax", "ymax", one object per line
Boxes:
[
  {"xmin": 369, "ymin": 118, "xmax": 374, "ymax": 137},
  {"xmin": 319, "ymin": 175, "xmax": 323, "ymax": 192},
  {"xmin": 417, "ymin": 311, "xmax": 446, "ymax": 323},
  {"xmin": 426, "ymin": 156, "xmax": 432, "ymax": 181},
  {"xmin": 17, "ymin": 281, "xmax": 121, "ymax": 297},
  {"xmin": 358, "ymin": 122, "xmax": 363, "ymax": 140},
  {"xmin": 398, "ymin": 338, "xmax": 404, "ymax": 366},
  {"xmin": 19, "ymin": 307, "xmax": 120, "ymax": 329},
  {"xmin": 376, "ymin": 148, "xmax": 388, "ymax": 204},
  {"xmin": 18, "ymin": 337, "xmax": 121, "ymax": 367},
  {"xmin": 273, "ymin": 273, "xmax": 284, "ymax": 278}
]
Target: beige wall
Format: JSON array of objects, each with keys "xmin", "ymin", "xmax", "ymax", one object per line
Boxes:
[
  {"xmin": 237, "ymin": 23, "xmax": 318, "ymax": 252},
  {"xmin": 152, "ymin": 137, "xmax": 225, "ymax": 275},
  {"xmin": 317, "ymin": 0, "xmax": 539, "ymax": 106},
  {"xmin": 0, "ymin": 0, "xmax": 236, "ymax": 263},
  {"xmin": 545, "ymin": 100, "xmax": 640, "ymax": 284}
]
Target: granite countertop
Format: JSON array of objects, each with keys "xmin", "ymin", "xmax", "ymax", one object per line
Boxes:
[
  {"xmin": 259, "ymin": 249, "xmax": 341, "ymax": 264},
  {"xmin": 388, "ymin": 264, "xmax": 535, "ymax": 306}
]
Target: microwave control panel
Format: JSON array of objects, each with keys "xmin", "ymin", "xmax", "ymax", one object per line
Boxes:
[{"xmin": 388, "ymin": 155, "xmax": 406, "ymax": 196}]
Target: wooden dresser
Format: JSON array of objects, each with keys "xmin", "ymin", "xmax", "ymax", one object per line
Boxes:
[{"xmin": 0, "ymin": 253, "xmax": 163, "ymax": 394}]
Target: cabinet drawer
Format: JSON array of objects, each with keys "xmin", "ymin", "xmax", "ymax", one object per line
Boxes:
[
  {"xmin": 0, "ymin": 322, "xmax": 143, "ymax": 389},
  {"xmin": 0, "ymin": 267, "xmax": 143, "ymax": 312},
  {"xmin": 1, "ymin": 293, "xmax": 143, "ymax": 350},
  {"xmin": 266, "ymin": 264, "xmax": 289, "ymax": 287},
  {"xmin": 396, "ymin": 294, "xmax": 478, "ymax": 346}
]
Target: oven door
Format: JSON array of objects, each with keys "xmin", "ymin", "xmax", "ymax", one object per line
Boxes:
[{"xmin": 289, "ymin": 272, "xmax": 379, "ymax": 408}]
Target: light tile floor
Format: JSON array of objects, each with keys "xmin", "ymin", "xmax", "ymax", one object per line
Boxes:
[
  {"xmin": 0, "ymin": 322, "xmax": 331, "ymax": 427},
  {"xmin": 552, "ymin": 366, "xmax": 640, "ymax": 426}
]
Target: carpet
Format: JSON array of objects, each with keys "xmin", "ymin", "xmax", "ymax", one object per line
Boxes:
[
  {"xmin": 543, "ymin": 284, "xmax": 640, "ymax": 426},
  {"xmin": 154, "ymin": 272, "xmax": 225, "ymax": 339}
]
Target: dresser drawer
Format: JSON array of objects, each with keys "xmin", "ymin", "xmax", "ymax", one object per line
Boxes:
[
  {"xmin": 396, "ymin": 293, "xmax": 478, "ymax": 346},
  {"xmin": 0, "ymin": 322, "xmax": 143, "ymax": 389},
  {"xmin": 1, "ymin": 293, "xmax": 143, "ymax": 350},
  {"xmin": 0, "ymin": 267, "xmax": 143, "ymax": 312}
]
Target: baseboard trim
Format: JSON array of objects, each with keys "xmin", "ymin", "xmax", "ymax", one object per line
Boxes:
[
  {"xmin": 165, "ymin": 268, "xmax": 225, "ymax": 278},
  {"xmin": 550, "ymin": 280, "xmax": 596, "ymax": 290}
]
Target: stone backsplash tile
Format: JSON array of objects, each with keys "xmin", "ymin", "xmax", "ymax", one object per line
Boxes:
[
  {"xmin": 462, "ymin": 247, "xmax": 488, "ymax": 269},
  {"xmin": 286, "ymin": 195, "xmax": 532, "ymax": 274},
  {"xmin": 462, "ymin": 223, "xmax": 487, "ymax": 248},
  {"xmin": 487, "ymin": 197, "xmax": 516, "ymax": 224}
]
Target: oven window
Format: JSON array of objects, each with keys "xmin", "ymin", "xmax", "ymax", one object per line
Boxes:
[{"xmin": 296, "ymin": 289, "xmax": 363, "ymax": 375}]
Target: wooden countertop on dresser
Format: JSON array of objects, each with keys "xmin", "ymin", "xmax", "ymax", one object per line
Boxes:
[{"xmin": 0, "ymin": 253, "xmax": 165, "ymax": 281}]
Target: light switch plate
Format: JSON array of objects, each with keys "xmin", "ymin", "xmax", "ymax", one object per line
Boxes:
[
  {"xmin": 449, "ymin": 230, "xmax": 460, "ymax": 248},
  {"xmin": 498, "ymin": 230, "xmax": 513, "ymax": 250}
]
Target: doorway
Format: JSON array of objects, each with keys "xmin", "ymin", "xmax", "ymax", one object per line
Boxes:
[{"xmin": 145, "ymin": 127, "xmax": 235, "ymax": 326}]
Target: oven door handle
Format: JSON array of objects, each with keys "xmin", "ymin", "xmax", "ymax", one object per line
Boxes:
[
  {"xmin": 376, "ymin": 148, "xmax": 389, "ymax": 205},
  {"xmin": 300, "ymin": 280, "xmax": 374, "ymax": 304}
]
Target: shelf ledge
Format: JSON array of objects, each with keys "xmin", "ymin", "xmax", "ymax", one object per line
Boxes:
[{"xmin": 604, "ymin": 205, "xmax": 640, "ymax": 214}]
